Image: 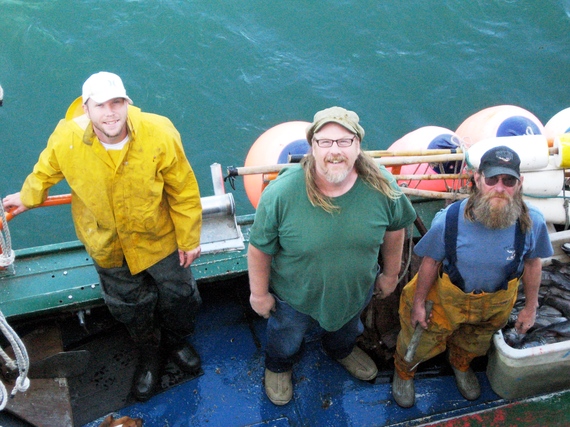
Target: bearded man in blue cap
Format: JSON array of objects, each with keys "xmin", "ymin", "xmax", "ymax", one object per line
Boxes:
[{"xmin": 392, "ymin": 145, "xmax": 553, "ymax": 408}]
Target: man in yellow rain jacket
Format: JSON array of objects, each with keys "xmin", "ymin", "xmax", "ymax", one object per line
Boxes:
[{"xmin": 3, "ymin": 72, "xmax": 202, "ymax": 402}]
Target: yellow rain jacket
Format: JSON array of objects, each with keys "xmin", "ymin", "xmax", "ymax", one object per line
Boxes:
[{"xmin": 20, "ymin": 101, "xmax": 202, "ymax": 275}]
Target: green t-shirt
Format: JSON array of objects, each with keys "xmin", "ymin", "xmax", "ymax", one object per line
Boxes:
[{"xmin": 249, "ymin": 165, "xmax": 416, "ymax": 331}]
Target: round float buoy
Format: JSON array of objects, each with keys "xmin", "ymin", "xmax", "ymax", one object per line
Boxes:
[
  {"xmin": 545, "ymin": 107, "xmax": 570, "ymax": 146},
  {"xmin": 386, "ymin": 126, "xmax": 461, "ymax": 192},
  {"xmin": 464, "ymin": 134, "xmax": 563, "ymax": 197},
  {"xmin": 455, "ymin": 105, "xmax": 545, "ymax": 149},
  {"xmin": 524, "ymin": 193, "xmax": 570, "ymax": 225},
  {"xmin": 244, "ymin": 121, "xmax": 310, "ymax": 209},
  {"xmin": 553, "ymin": 133, "xmax": 570, "ymax": 168},
  {"xmin": 522, "ymin": 157, "xmax": 565, "ymax": 198}
]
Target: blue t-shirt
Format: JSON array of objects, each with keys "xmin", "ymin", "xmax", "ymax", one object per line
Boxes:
[{"xmin": 414, "ymin": 199, "xmax": 553, "ymax": 293}]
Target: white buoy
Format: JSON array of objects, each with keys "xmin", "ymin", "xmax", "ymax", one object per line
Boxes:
[
  {"xmin": 465, "ymin": 135, "xmax": 550, "ymax": 171},
  {"xmin": 524, "ymin": 193, "xmax": 570, "ymax": 225},
  {"xmin": 522, "ymin": 157, "xmax": 565, "ymax": 198}
]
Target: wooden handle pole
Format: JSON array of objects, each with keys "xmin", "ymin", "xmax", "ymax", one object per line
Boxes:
[
  {"xmin": 404, "ymin": 300, "xmax": 435, "ymax": 363},
  {"xmin": 400, "ymin": 187, "xmax": 468, "ymax": 200},
  {"xmin": 366, "ymin": 148, "xmax": 464, "ymax": 157},
  {"xmin": 231, "ymin": 153, "xmax": 466, "ymax": 176}
]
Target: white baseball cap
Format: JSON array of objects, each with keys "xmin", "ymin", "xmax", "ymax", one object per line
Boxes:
[{"xmin": 82, "ymin": 72, "xmax": 133, "ymax": 105}]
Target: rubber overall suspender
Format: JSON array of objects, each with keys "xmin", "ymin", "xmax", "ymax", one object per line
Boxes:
[{"xmin": 444, "ymin": 201, "xmax": 525, "ymax": 292}]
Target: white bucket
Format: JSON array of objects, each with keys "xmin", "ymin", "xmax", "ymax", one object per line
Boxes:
[{"xmin": 488, "ymin": 329, "xmax": 570, "ymax": 399}]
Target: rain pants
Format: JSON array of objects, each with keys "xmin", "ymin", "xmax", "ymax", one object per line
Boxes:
[{"xmin": 394, "ymin": 271, "xmax": 519, "ymax": 380}]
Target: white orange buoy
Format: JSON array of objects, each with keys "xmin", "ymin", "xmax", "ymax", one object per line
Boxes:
[
  {"xmin": 455, "ymin": 105, "xmax": 545, "ymax": 149},
  {"xmin": 386, "ymin": 126, "xmax": 462, "ymax": 192},
  {"xmin": 243, "ymin": 121, "xmax": 310, "ymax": 208}
]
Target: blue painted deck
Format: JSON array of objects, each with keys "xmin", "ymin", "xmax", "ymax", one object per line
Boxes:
[{"xmin": 81, "ymin": 278, "xmax": 515, "ymax": 427}]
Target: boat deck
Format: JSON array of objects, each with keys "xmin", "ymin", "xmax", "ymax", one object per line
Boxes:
[
  {"xmin": 72, "ymin": 277, "xmax": 570, "ymax": 427},
  {"xmin": 1, "ymin": 269, "xmax": 569, "ymax": 426},
  {"xmin": 2, "ymin": 206, "xmax": 570, "ymax": 426}
]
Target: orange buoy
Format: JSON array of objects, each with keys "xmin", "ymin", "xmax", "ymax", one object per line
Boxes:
[
  {"xmin": 455, "ymin": 105, "xmax": 545, "ymax": 149},
  {"xmin": 386, "ymin": 126, "xmax": 461, "ymax": 192},
  {"xmin": 544, "ymin": 107, "xmax": 570, "ymax": 146},
  {"xmin": 244, "ymin": 121, "xmax": 310, "ymax": 208}
]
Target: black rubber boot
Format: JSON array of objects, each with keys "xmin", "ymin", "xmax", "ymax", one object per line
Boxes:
[
  {"xmin": 163, "ymin": 330, "xmax": 201, "ymax": 373},
  {"xmin": 132, "ymin": 332, "xmax": 162, "ymax": 402},
  {"xmin": 170, "ymin": 342, "xmax": 201, "ymax": 373}
]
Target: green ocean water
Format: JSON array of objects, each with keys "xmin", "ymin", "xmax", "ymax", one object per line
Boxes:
[{"xmin": 1, "ymin": 0, "xmax": 570, "ymax": 248}]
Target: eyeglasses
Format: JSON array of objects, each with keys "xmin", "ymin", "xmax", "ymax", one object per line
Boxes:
[
  {"xmin": 483, "ymin": 175, "xmax": 519, "ymax": 188},
  {"xmin": 313, "ymin": 136, "xmax": 356, "ymax": 148}
]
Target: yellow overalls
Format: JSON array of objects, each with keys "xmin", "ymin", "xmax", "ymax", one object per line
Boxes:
[{"xmin": 394, "ymin": 271, "xmax": 519, "ymax": 380}]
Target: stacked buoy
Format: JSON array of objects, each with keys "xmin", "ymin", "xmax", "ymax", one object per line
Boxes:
[
  {"xmin": 455, "ymin": 105, "xmax": 545, "ymax": 148},
  {"xmin": 241, "ymin": 105, "xmax": 570, "ymax": 225},
  {"xmin": 385, "ymin": 126, "xmax": 462, "ymax": 192},
  {"xmin": 444, "ymin": 105, "xmax": 569, "ymax": 224}
]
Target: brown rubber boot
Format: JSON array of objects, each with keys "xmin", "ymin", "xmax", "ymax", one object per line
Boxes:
[
  {"xmin": 392, "ymin": 368, "xmax": 415, "ymax": 408},
  {"xmin": 451, "ymin": 366, "xmax": 481, "ymax": 401}
]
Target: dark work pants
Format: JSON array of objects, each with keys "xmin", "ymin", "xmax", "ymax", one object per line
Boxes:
[{"xmin": 94, "ymin": 251, "xmax": 202, "ymax": 346}]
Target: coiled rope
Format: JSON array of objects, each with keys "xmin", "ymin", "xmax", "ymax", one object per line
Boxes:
[
  {"xmin": 0, "ymin": 202, "xmax": 29, "ymax": 409},
  {"xmin": 0, "ymin": 203, "xmax": 15, "ymax": 268},
  {"xmin": 0, "ymin": 310, "xmax": 30, "ymax": 410}
]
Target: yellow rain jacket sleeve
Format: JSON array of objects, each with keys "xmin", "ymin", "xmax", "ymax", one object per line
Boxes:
[{"xmin": 20, "ymin": 104, "xmax": 202, "ymax": 275}]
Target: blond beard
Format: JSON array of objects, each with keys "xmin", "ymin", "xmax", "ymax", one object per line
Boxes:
[{"xmin": 471, "ymin": 190, "xmax": 523, "ymax": 229}]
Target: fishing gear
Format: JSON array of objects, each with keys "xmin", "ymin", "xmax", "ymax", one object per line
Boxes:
[
  {"xmin": 0, "ymin": 202, "xmax": 15, "ymax": 274},
  {"xmin": 0, "ymin": 310, "xmax": 30, "ymax": 410},
  {"xmin": 0, "ymin": 201, "xmax": 30, "ymax": 409}
]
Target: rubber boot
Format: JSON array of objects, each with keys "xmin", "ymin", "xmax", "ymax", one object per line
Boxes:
[
  {"xmin": 132, "ymin": 332, "xmax": 162, "ymax": 402},
  {"xmin": 163, "ymin": 330, "xmax": 201, "ymax": 373}
]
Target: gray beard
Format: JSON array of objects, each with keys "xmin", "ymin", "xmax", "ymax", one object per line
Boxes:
[
  {"xmin": 324, "ymin": 168, "xmax": 350, "ymax": 184},
  {"xmin": 471, "ymin": 191, "xmax": 523, "ymax": 229},
  {"xmin": 322, "ymin": 154, "xmax": 350, "ymax": 184}
]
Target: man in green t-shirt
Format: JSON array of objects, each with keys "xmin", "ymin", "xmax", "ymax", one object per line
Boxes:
[{"xmin": 248, "ymin": 106, "xmax": 417, "ymax": 405}]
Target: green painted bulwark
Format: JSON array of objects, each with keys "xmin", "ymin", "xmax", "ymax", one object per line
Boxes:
[{"xmin": 0, "ymin": 219, "xmax": 253, "ymax": 319}]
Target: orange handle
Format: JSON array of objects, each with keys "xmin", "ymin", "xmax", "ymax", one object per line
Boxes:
[
  {"xmin": 2, "ymin": 194, "xmax": 72, "ymax": 224},
  {"xmin": 33, "ymin": 194, "xmax": 72, "ymax": 207}
]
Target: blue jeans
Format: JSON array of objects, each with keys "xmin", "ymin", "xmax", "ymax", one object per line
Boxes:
[{"xmin": 264, "ymin": 291, "xmax": 372, "ymax": 373}]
